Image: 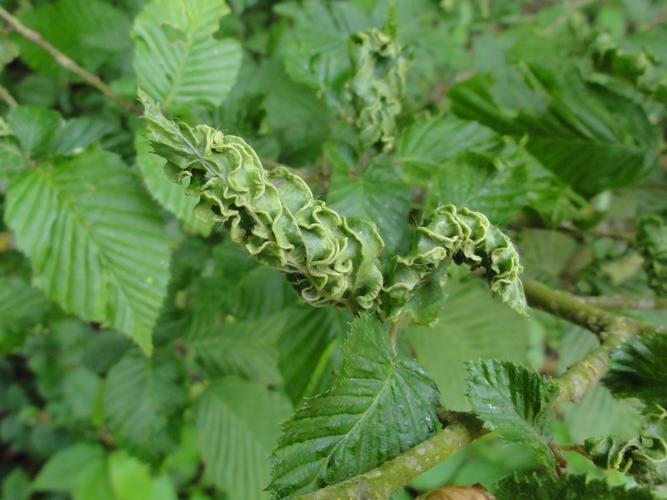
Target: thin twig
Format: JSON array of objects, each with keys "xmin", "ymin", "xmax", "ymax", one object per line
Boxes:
[
  {"xmin": 389, "ymin": 320, "xmax": 399, "ymax": 347},
  {"xmin": 0, "ymin": 6, "xmax": 139, "ymax": 113},
  {"xmin": 0, "ymin": 84, "xmax": 17, "ymax": 107},
  {"xmin": 545, "ymin": 0, "xmax": 598, "ymax": 34}
]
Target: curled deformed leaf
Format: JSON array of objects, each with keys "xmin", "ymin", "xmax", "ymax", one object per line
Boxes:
[
  {"xmin": 637, "ymin": 215, "xmax": 667, "ymax": 297},
  {"xmin": 381, "ymin": 204, "xmax": 527, "ymax": 318},
  {"xmin": 140, "ymin": 91, "xmax": 385, "ymax": 311},
  {"xmin": 584, "ymin": 407, "xmax": 667, "ymax": 487},
  {"xmin": 346, "ymin": 28, "xmax": 407, "ymax": 150}
]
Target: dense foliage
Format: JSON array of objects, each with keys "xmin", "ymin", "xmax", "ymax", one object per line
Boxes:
[{"xmin": 0, "ymin": 0, "xmax": 666, "ymax": 499}]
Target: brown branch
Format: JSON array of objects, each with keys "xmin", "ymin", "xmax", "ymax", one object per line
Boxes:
[{"xmin": 0, "ymin": 6, "xmax": 139, "ymax": 113}]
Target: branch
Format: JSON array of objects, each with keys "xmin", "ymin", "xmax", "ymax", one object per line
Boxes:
[
  {"xmin": 0, "ymin": 6, "xmax": 139, "ymax": 113},
  {"xmin": 576, "ymin": 294, "xmax": 667, "ymax": 310},
  {"xmin": 523, "ymin": 279, "xmax": 663, "ymax": 339},
  {"xmin": 299, "ymin": 414, "xmax": 487, "ymax": 500},
  {"xmin": 524, "ymin": 279, "xmax": 664, "ymax": 403},
  {"xmin": 545, "ymin": 0, "xmax": 598, "ymax": 34}
]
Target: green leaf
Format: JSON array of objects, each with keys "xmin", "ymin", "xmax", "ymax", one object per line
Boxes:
[
  {"xmin": 425, "ymin": 147, "xmax": 528, "ymax": 226},
  {"xmin": 34, "ymin": 443, "xmax": 105, "ymax": 492},
  {"xmin": 603, "ymin": 332, "xmax": 667, "ymax": 408},
  {"xmin": 133, "ymin": 0, "xmax": 242, "ymax": 110},
  {"xmin": 135, "ymin": 132, "xmax": 212, "ymax": 235},
  {"xmin": 407, "ymin": 279, "xmax": 537, "ymax": 410},
  {"xmin": 4, "ymin": 147, "xmax": 171, "ymax": 354},
  {"xmin": 467, "ymin": 359, "xmax": 559, "ymax": 465},
  {"xmin": 108, "ymin": 450, "xmax": 177, "ymax": 500},
  {"xmin": 278, "ymin": 305, "xmax": 349, "ymax": 405},
  {"xmin": 395, "ymin": 116, "xmax": 497, "ymax": 186},
  {"xmin": 494, "ymin": 472, "xmax": 654, "ymax": 500},
  {"xmin": 103, "ymin": 351, "xmax": 187, "ymax": 460},
  {"xmin": 5, "ymin": 105, "xmax": 61, "ymax": 157},
  {"xmin": 196, "ymin": 376, "xmax": 292, "ymax": 500},
  {"xmin": 0, "ymin": 277, "xmax": 50, "ymax": 354},
  {"xmin": 17, "ymin": 0, "xmax": 131, "ymax": 78},
  {"xmin": 275, "ymin": 0, "xmax": 370, "ymax": 92},
  {"xmin": 450, "ymin": 63, "xmax": 660, "ymax": 196},
  {"xmin": 327, "ymin": 157, "xmax": 411, "ymax": 254},
  {"xmin": 270, "ymin": 315, "xmax": 440, "ymax": 498}
]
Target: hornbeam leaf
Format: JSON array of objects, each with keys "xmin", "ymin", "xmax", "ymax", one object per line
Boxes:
[
  {"xmin": 132, "ymin": 0, "xmax": 242, "ymax": 110},
  {"xmin": 269, "ymin": 315, "xmax": 440, "ymax": 498},
  {"xmin": 466, "ymin": 360, "xmax": 559, "ymax": 465},
  {"xmin": 135, "ymin": 132, "xmax": 212, "ymax": 236},
  {"xmin": 495, "ymin": 472, "xmax": 654, "ymax": 500},
  {"xmin": 603, "ymin": 332, "xmax": 667, "ymax": 408},
  {"xmin": 0, "ymin": 277, "xmax": 50, "ymax": 354},
  {"xmin": 196, "ymin": 376, "xmax": 292, "ymax": 500},
  {"xmin": 450, "ymin": 63, "xmax": 660, "ymax": 197},
  {"xmin": 103, "ymin": 351, "xmax": 188, "ymax": 460},
  {"xmin": 4, "ymin": 147, "xmax": 170, "ymax": 354}
]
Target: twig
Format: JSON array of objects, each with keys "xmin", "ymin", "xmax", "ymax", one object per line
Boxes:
[
  {"xmin": 545, "ymin": 0, "xmax": 598, "ymax": 34},
  {"xmin": 0, "ymin": 84, "xmax": 16, "ymax": 107},
  {"xmin": 576, "ymin": 294, "xmax": 667, "ymax": 310},
  {"xmin": 0, "ymin": 6, "xmax": 139, "ymax": 113},
  {"xmin": 389, "ymin": 320, "xmax": 399, "ymax": 347},
  {"xmin": 523, "ymin": 279, "xmax": 664, "ymax": 339}
]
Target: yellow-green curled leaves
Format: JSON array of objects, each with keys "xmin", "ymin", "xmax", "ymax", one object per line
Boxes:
[
  {"xmin": 139, "ymin": 91, "xmax": 384, "ymax": 311},
  {"xmin": 140, "ymin": 93, "xmax": 526, "ymax": 319},
  {"xmin": 347, "ymin": 28, "xmax": 407, "ymax": 150},
  {"xmin": 382, "ymin": 204, "xmax": 527, "ymax": 317}
]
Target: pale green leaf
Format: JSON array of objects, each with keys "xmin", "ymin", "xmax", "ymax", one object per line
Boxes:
[
  {"xmin": 603, "ymin": 332, "xmax": 667, "ymax": 408},
  {"xmin": 4, "ymin": 147, "xmax": 171, "ymax": 354},
  {"xmin": 5, "ymin": 105, "xmax": 61, "ymax": 156},
  {"xmin": 133, "ymin": 0, "xmax": 242, "ymax": 110},
  {"xmin": 407, "ymin": 279, "xmax": 537, "ymax": 410},
  {"xmin": 196, "ymin": 376, "xmax": 292, "ymax": 500},
  {"xmin": 270, "ymin": 315, "xmax": 440, "ymax": 498},
  {"xmin": 33, "ymin": 443, "xmax": 105, "ymax": 492},
  {"xmin": 103, "ymin": 351, "xmax": 187, "ymax": 460},
  {"xmin": 135, "ymin": 132, "xmax": 212, "ymax": 235},
  {"xmin": 395, "ymin": 116, "xmax": 497, "ymax": 186},
  {"xmin": 467, "ymin": 359, "xmax": 559, "ymax": 465}
]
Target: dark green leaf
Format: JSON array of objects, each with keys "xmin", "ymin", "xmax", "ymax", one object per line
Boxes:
[
  {"xmin": 495, "ymin": 472, "xmax": 654, "ymax": 500},
  {"xmin": 603, "ymin": 332, "xmax": 667, "ymax": 407},
  {"xmin": 270, "ymin": 315, "xmax": 440, "ymax": 498},
  {"xmin": 450, "ymin": 63, "xmax": 660, "ymax": 196},
  {"xmin": 467, "ymin": 359, "xmax": 559, "ymax": 465}
]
